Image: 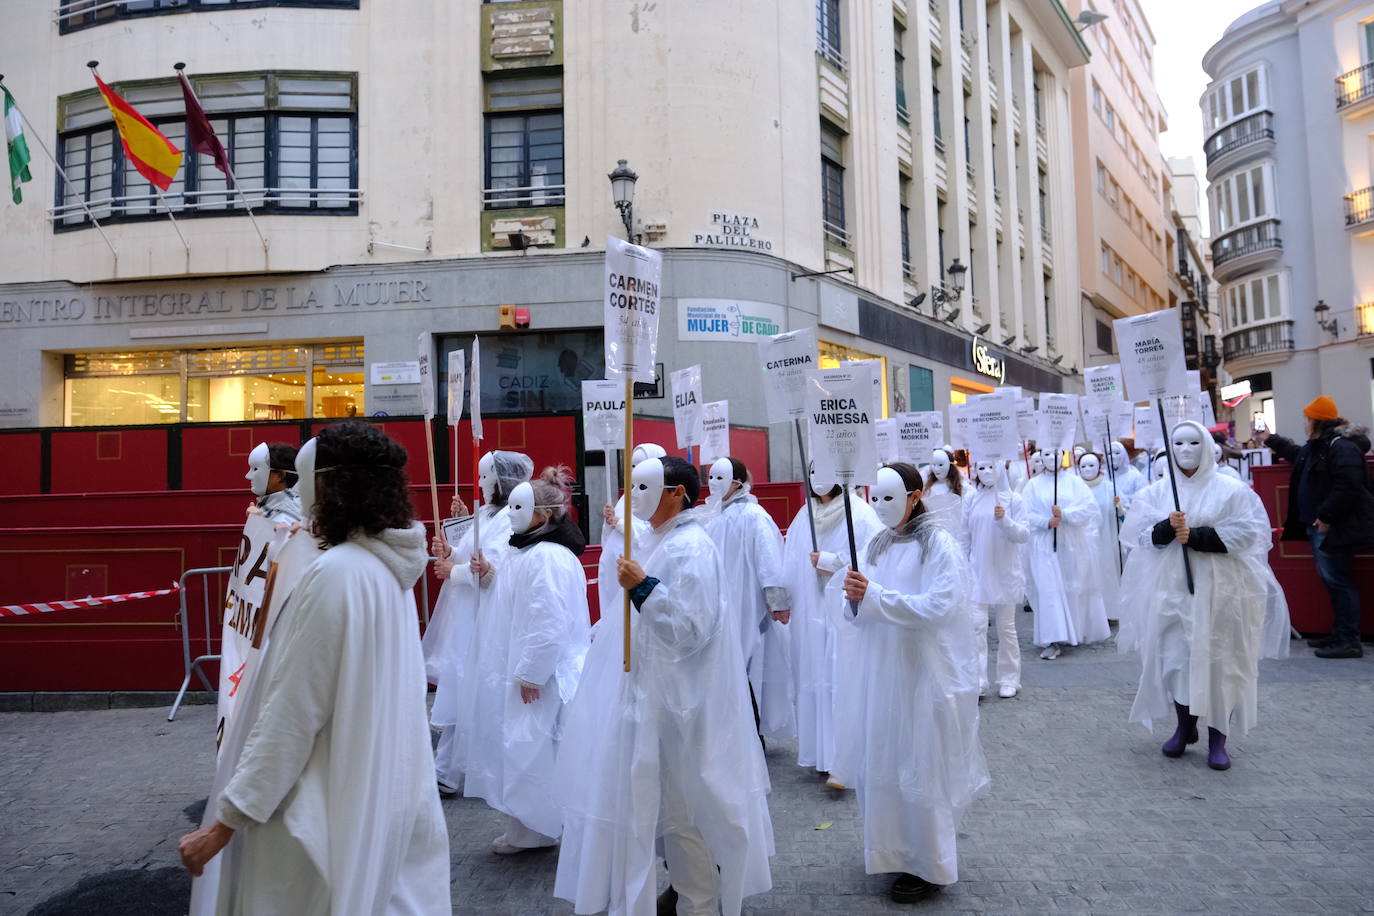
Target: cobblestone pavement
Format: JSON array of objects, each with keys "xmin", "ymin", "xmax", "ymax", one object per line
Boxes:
[{"xmin": 2, "ymin": 627, "xmax": 1372, "ymax": 915}]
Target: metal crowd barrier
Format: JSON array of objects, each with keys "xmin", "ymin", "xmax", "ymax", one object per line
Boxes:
[{"xmin": 167, "ymin": 557, "xmax": 437, "ymax": 722}]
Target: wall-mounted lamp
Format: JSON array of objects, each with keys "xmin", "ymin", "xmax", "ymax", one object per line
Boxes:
[{"xmin": 1314, "ymin": 299, "xmax": 1339, "ymax": 336}]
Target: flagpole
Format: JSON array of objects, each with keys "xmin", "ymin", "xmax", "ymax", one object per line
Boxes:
[
  {"xmin": 0, "ymin": 75, "xmax": 119, "ymax": 268},
  {"xmin": 89, "ymin": 63, "xmax": 189, "ymax": 265},
  {"xmin": 174, "ymin": 64, "xmax": 268, "ymax": 266}
]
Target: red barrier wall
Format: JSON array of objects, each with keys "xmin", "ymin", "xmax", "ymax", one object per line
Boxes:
[
  {"xmin": 0, "ymin": 433, "xmax": 42, "ymax": 496},
  {"xmin": 49, "ymin": 428, "xmax": 169, "ymax": 494},
  {"xmin": 181, "ymin": 425, "xmax": 304, "ymax": 491}
]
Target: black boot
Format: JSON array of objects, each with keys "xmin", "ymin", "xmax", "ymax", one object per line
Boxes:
[
  {"xmin": 1306, "ymin": 635, "xmax": 1338, "ymax": 648},
  {"xmin": 890, "ymin": 873, "xmax": 941, "ymax": 903},
  {"xmin": 656, "ymin": 885, "xmax": 678, "ymax": 916},
  {"xmin": 1161, "ymin": 702, "xmax": 1199, "ymax": 758},
  {"xmin": 1315, "ymin": 642, "xmax": 1364, "ymax": 659}
]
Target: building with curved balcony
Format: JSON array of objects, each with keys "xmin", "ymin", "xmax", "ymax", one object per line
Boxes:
[
  {"xmin": 0, "ymin": 0, "xmax": 1090, "ymax": 513},
  {"xmin": 1203, "ymin": 0, "xmax": 1374, "ymax": 438}
]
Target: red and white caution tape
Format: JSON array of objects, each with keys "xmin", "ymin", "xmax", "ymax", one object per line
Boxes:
[{"xmin": 1, "ymin": 583, "xmax": 181, "ymax": 618}]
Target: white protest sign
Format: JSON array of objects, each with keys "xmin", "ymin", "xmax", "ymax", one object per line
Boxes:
[
  {"xmin": 604, "ymin": 236, "xmax": 663, "ymax": 384},
  {"xmin": 1037, "ymin": 393, "xmax": 1080, "ymax": 453},
  {"xmin": 670, "ymin": 365, "xmax": 705, "ymax": 449},
  {"xmin": 841, "ymin": 360, "xmax": 885, "ymax": 418},
  {"xmin": 806, "ymin": 364, "xmax": 879, "ymax": 486},
  {"xmin": 217, "ymin": 513, "xmax": 289, "ymax": 749},
  {"xmin": 1114, "ymin": 310, "xmax": 1190, "ymax": 402},
  {"xmin": 1083, "ymin": 363, "xmax": 1126, "ymax": 414},
  {"xmin": 700, "ymin": 400, "xmax": 731, "ymax": 465},
  {"xmin": 995, "ymin": 386, "xmax": 1023, "ymax": 400},
  {"xmin": 581, "ymin": 379, "xmax": 626, "ymax": 451},
  {"xmin": 441, "ymin": 514, "xmax": 476, "ymax": 547},
  {"xmin": 1201, "ymin": 393, "xmax": 1217, "ymax": 428},
  {"xmin": 1016, "ymin": 398, "xmax": 1038, "ymax": 443},
  {"xmin": 757, "ymin": 327, "xmax": 817, "ymax": 424},
  {"xmin": 469, "ymin": 336, "xmax": 484, "ymax": 441},
  {"xmin": 896, "ymin": 411, "xmax": 943, "ymax": 464},
  {"xmin": 416, "ymin": 332, "xmax": 435, "ymax": 420},
  {"xmin": 1133, "ymin": 405, "xmax": 1163, "ymax": 452},
  {"xmin": 1080, "ymin": 398, "xmax": 1135, "ymax": 448},
  {"xmin": 875, "ymin": 418, "xmax": 898, "ymax": 463},
  {"xmin": 965, "ymin": 393, "xmax": 1021, "ymax": 461},
  {"xmin": 446, "ymin": 350, "xmax": 466, "ymax": 426},
  {"xmin": 948, "ymin": 402, "xmax": 970, "ymax": 451}
]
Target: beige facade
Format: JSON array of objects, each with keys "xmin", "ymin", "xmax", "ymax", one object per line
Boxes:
[{"xmin": 1064, "ymin": 0, "xmax": 1169, "ymax": 369}]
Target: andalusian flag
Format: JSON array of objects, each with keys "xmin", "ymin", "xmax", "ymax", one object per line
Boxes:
[
  {"xmin": 3, "ymin": 87, "xmax": 32, "ymax": 204},
  {"xmin": 93, "ymin": 73, "xmax": 182, "ymax": 191}
]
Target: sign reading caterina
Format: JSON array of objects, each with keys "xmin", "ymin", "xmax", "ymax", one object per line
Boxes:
[{"xmin": 677, "ymin": 298, "xmax": 785, "ymax": 343}]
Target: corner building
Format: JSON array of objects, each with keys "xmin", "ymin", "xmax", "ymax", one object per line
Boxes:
[{"xmin": 0, "ymin": 0, "xmax": 1090, "ymax": 511}]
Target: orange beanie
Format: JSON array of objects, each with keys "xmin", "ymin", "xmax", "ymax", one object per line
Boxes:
[{"xmin": 1303, "ymin": 396, "xmax": 1338, "ymax": 421}]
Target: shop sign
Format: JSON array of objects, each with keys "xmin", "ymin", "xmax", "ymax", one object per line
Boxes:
[
  {"xmin": 970, "ymin": 335, "xmax": 1007, "ymax": 383},
  {"xmin": 677, "ymin": 298, "xmax": 785, "ymax": 343},
  {"xmin": 370, "ymin": 361, "xmax": 420, "ymax": 385}
]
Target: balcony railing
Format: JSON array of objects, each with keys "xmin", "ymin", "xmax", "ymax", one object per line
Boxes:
[
  {"xmin": 1358, "ymin": 302, "xmax": 1374, "ymax": 337},
  {"xmin": 1345, "ymin": 187, "xmax": 1374, "ymax": 228},
  {"xmin": 1211, "ymin": 219, "xmax": 1282, "ymax": 268},
  {"xmin": 482, "ymin": 184, "xmax": 566, "ymax": 209},
  {"xmin": 896, "ymin": 100, "xmax": 911, "ymax": 126},
  {"xmin": 50, "ymin": 185, "xmax": 363, "ymax": 223},
  {"xmin": 934, "ymin": 134, "xmax": 947, "ymax": 159},
  {"xmin": 1223, "ymin": 320, "xmax": 1294, "ymax": 361},
  {"xmin": 1336, "ymin": 62, "xmax": 1374, "ymax": 109},
  {"xmin": 817, "ymin": 39, "xmax": 848, "ymax": 75},
  {"xmin": 1203, "ymin": 111, "xmax": 1274, "ymax": 166},
  {"xmin": 823, "ymin": 219, "xmax": 851, "ymax": 248}
]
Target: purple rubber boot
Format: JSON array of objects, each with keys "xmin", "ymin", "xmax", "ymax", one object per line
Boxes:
[
  {"xmin": 1161, "ymin": 702, "xmax": 1199, "ymax": 758},
  {"xmin": 1207, "ymin": 728, "xmax": 1231, "ymax": 770}
]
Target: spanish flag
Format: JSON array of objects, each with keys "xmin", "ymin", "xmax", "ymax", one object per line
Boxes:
[{"xmin": 94, "ymin": 73, "xmax": 182, "ymax": 192}]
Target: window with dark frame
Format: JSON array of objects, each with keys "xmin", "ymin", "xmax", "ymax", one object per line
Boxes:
[
  {"xmin": 57, "ymin": 0, "xmax": 358, "ymax": 34},
  {"xmin": 817, "ymin": 0, "xmax": 842, "ymax": 59},
  {"xmin": 1096, "ymin": 320, "xmax": 1114, "ymax": 353},
  {"xmin": 483, "ymin": 74, "xmax": 565, "ymax": 210},
  {"xmin": 54, "ymin": 72, "xmax": 358, "ymax": 229},
  {"xmin": 820, "ymin": 123, "xmax": 847, "ymax": 245},
  {"xmin": 932, "ymin": 57, "xmax": 943, "ymax": 141}
]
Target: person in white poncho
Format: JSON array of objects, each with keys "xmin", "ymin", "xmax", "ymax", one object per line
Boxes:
[
  {"xmin": 1108, "ymin": 441, "xmax": 1148, "ymax": 506},
  {"xmin": 243, "ymin": 441, "xmax": 305, "ymax": 524},
  {"xmin": 555, "ymin": 456, "xmax": 773, "ymax": 916},
  {"xmin": 425, "ymin": 449, "xmax": 534, "ymax": 796},
  {"xmin": 1021, "ymin": 447, "xmax": 1111, "ymax": 659},
  {"xmin": 1077, "ymin": 452, "xmax": 1123, "ymax": 624},
  {"xmin": 597, "ymin": 443, "xmax": 664, "ymax": 622},
  {"xmin": 1120, "ymin": 420, "xmax": 1291, "ymax": 770},
  {"xmin": 966, "ymin": 459, "xmax": 1030, "ymax": 699},
  {"xmin": 178, "ymin": 420, "xmax": 450, "ymax": 915},
  {"xmin": 464, "ymin": 466, "xmax": 590, "ymax": 852},
  {"xmin": 922, "ymin": 448, "xmax": 972, "ymax": 547},
  {"xmin": 781, "ymin": 466, "xmax": 883, "ymax": 780},
  {"xmin": 702, "ymin": 457, "xmax": 792, "ymax": 742},
  {"xmin": 833, "ymin": 462, "xmax": 987, "ymax": 904}
]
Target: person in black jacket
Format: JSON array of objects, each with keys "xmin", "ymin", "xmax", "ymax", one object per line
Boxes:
[{"xmin": 1265, "ymin": 395, "xmax": 1374, "ymax": 659}]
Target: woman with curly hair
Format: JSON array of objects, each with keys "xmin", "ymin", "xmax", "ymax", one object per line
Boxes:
[
  {"xmin": 464, "ymin": 466, "xmax": 591, "ymax": 853},
  {"xmin": 178, "ymin": 420, "xmax": 450, "ymax": 915}
]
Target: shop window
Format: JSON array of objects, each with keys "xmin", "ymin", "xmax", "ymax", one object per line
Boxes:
[
  {"xmin": 907, "ymin": 365, "xmax": 934, "ymax": 412},
  {"xmin": 483, "ymin": 74, "xmax": 565, "ymax": 209},
  {"xmin": 439, "ymin": 331, "xmax": 604, "ymax": 416},
  {"xmin": 55, "ymin": 72, "xmax": 358, "ymax": 229},
  {"xmin": 818, "ymin": 339, "xmax": 887, "ymax": 417},
  {"xmin": 950, "ymin": 376, "xmax": 993, "ymax": 405}
]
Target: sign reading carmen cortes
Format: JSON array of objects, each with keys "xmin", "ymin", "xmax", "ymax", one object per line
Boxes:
[
  {"xmin": 0, "ymin": 276, "xmax": 435, "ymax": 327},
  {"xmin": 970, "ymin": 335, "xmax": 1007, "ymax": 383}
]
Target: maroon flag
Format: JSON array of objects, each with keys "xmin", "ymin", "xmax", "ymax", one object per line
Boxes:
[{"xmin": 178, "ymin": 70, "xmax": 233, "ymax": 187}]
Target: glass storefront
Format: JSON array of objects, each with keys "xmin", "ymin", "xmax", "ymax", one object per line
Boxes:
[
  {"xmin": 818, "ymin": 339, "xmax": 889, "ymax": 418},
  {"xmin": 63, "ymin": 342, "xmax": 364, "ymax": 426},
  {"xmin": 439, "ymin": 331, "xmax": 604, "ymax": 415},
  {"xmin": 949, "ymin": 375, "xmax": 994, "ymax": 405}
]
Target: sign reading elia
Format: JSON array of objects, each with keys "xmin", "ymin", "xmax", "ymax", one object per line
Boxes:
[
  {"xmin": 693, "ymin": 212, "xmax": 773, "ymax": 251},
  {"xmin": 970, "ymin": 335, "xmax": 1007, "ymax": 384}
]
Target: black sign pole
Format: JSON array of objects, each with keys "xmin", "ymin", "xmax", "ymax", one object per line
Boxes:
[{"xmin": 1155, "ymin": 398, "xmax": 1195, "ymax": 595}]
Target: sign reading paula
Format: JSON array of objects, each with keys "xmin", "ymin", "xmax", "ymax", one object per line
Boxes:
[{"xmin": 677, "ymin": 298, "xmax": 785, "ymax": 344}]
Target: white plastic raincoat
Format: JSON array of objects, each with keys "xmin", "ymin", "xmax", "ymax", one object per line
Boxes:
[
  {"xmin": 1021, "ymin": 468, "xmax": 1111, "ymax": 646},
  {"xmin": 829, "ymin": 515, "xmax": 988, "ymax": 885},
  {"xmin": 1120, "ymin": 420, "xmax": 1291, "ymax": 739},
  {"xmin": 554, "ymin": 512, "xmax": 773, "ymax": 916},
  {"xmin": 1081, "ymin": 472, "xmax": 1123, "ymax": 620},
  {"xmin": 781, "ymin": 491, "xmax": 883, "ymax": 772}
]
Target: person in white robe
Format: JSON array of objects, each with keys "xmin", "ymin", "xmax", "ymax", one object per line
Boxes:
[
  {"xmin": 1213, "ymin": 441, "xmax": 1244, "ymax": 480},
  {"xmin": 781, "ymin": 467, "xmax": 883, "ymax": 781},
  {"xmin": 1108, "ymin": 441, "xmax": 1148, "ymax": 507},
  {"xmin": 178, "ymin": 420, "xmax": 450, "ymax": 915},
  {"xmin": 244, "ymin": 441, "xmax": 304, "ymax": 523},
  {"xmin": 1077, "ymin": 452, "xmax": 1123, "ymax": 626},
  {"xmin": 833, "ymin": 462, "xmax": 988, "ymax": 904},
  {"xmin": 967, "ymin": 460, "xmax": 1030, "ymax": 698},
  {"xmin": 425, "ymin": 449, "xmax": 534, "ymax": 795},
  {"xmin": 555, "ymin": 456, "xmax": 773, "ymax": 916},
  {"xmin": 1017, "ymin": 450, "xmax": 1046, "ymax": 492},
  {"xmin": 1120, "ymin": 420, "xmax": 1291, "ymax": 770},
  {"xmin": 465, "ymin": 467, "xmax": 590, "ymax": 851},
  {"xmin": 922, "ymin": 448, "xmax": 972, "ymax": 548},
  {"xmin": 597, "ymin": 443, "xmax": 664, "ymax": 624},
  {"xmin": 1021, "ymin": 448, "xmax": 1111, "ymax": 659},
  {"xmin": 1150, "ymin": 449, "xmax": 1169, "ymax": 481},
  {"xmin": 702, "ymin": 457, "xmax": 792, "ymax": 742}
]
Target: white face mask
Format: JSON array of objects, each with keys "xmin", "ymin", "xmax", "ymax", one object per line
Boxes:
[
  {"xmin": 245, "ymin": 442, "xmax": 270, "ymax": 497},
  {"xmin": 1030, "ymin": 453, "xmax": 1045, "ymax": 475},
  {"xmin": 809, "ymin": 466, "xmax": 837, "ymax": 498},
  {"xmin": 507, "ymin": 482, "xmax": 538, "ymax": 532},
  {"xmin": 870, "ymin": 466, "xmax": 914, "ymax": 529},
  {"xmin": 1171, "ymin": 427, "xmax": 1206, "ymax": 471},
  {"xmin": 1079, "ymin": 454, "xmax": 1101, "ymax": 481},
  {"xmin": 975, "ymin": 461, "xmax": 999, "ymax": 488},
  {"xmin": 1153, "ymin": 453, "xmax": 1168, "ymax": 480},
  {"xmin": 478, "ymin": 452, "xmax": 498, "ymax": 504},
  {"xmin": 631, "ymin": 443, "xmax": 667, "ymax": 467},
  {"xmin": 930, "ymin": 450, "xmax": 952, "ymax": 479},
  {"xmin": 1039, "ymin": 449, "xmax": 1060, "ymax": 472},
  {"xmin": 1110, "ymin": 441, "xmax": 1129, "ymax": 472},
  {"xmin": 630, "ymin": 458, "xmax": 666, "ymax": 521},
  {"xmin": 295, "ymin": 438, "xmax": 318, "ymax": 515},
  {"xmin": 1212, "ymin": 441, "xmax": 1224, "ymax": 463},
  {"xmin": 707, "ymin": 458, "xmax": 735, "ymax": 501}
]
